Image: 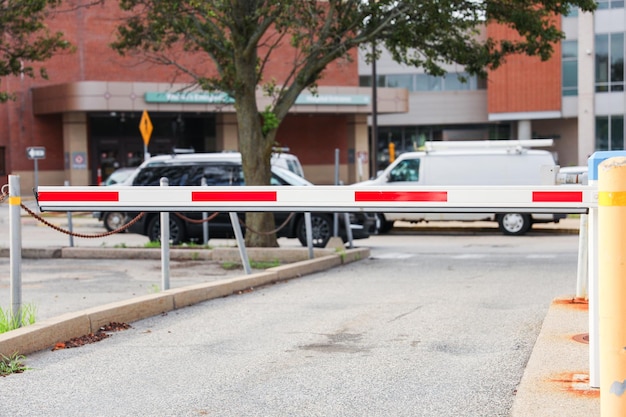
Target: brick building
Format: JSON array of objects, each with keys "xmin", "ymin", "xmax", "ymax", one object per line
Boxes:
[
  {"xmin": 0, "ymin": 4, "xmax": 407, "ymax": 193},
  {"xmin": 359, "ymin": 8, "xmax": 611, "ymax": 173}
]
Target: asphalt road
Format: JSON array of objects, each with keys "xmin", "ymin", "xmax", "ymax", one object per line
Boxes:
[{"xmin": 0, "ymin": 226, "xmax": 580, "ymax": 417}]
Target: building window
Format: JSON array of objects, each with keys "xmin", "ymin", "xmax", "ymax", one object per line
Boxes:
[
  {"xmin": 596, "ymin": 115, "xmax": 625, "ymax": 151},
  {"xmin": 596, "ymin": 33, "xmax": 625, "ymax": 92},
  {"xmin": 562, "ymin": 40, "xmax": 578, "ymax": 96},
  {"xmin": 385, "ymin": 74, "xmax": 414, "ymax": 90},
  {"xmin": 359, "ymin": 72, "xmax": 486, "ymax": 92},
  {"xmin": 0, "ymin": 147, "xmax": 4, "ymax": 176},
  {"xmin": 597, "ymin": 0, "xmax": 624, "ymax": 9}
]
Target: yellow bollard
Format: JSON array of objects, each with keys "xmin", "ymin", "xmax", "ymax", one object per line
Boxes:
[
  {"xmin": 599, "ymin": 157, "xmax": 626, "ymax": 416},
  {"xmin": 389, "ymin": 142, "xmax": 395, "ymax": 163}
]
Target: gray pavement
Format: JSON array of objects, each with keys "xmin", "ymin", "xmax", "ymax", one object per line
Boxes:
[{"xmin": 0, "ymin": 204, "xmax": 599, "ymax": 416}]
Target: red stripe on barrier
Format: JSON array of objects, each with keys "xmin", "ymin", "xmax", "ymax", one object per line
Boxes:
[
  {"xmin": 37, "ymin": 191, "xmax": 119, "ymax": 202},
  {"xmin": 355, "ymin": 191, "xmax": 448, "ymax": 202},
  {"xmin": 192, "ymin": 191, "xmax": 277, "ymax": 202},
  {"xmin": 532, "ymin": 191, "xmax": 583, "ymax": 203}
]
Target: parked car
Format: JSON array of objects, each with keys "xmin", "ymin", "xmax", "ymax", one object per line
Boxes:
[
  {"xmin": 119, "ymin": 152, "xmax": 375, "ymax": 247},
  {"xmin": 93, "ymin": 167, "xmax": 138, "ymax": 231}
]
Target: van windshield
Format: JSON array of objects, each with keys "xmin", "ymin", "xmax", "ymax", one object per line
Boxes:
[{"xmin": 388, "ymin": 159, "xmax": 420, "ymax": 182}]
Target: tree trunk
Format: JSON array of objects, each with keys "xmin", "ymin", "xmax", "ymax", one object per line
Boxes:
[{"xmin": 234, "ymin": 59, "xmax": 278, "ymax": 247}]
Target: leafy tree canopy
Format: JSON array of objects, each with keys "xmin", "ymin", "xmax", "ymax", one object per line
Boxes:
[
  {"xmin": 0, "ymin": 0, "xmax": 73, "ymax": 102},
  {"xmin": 112, "ymin": 0, "xmax": 596, "ymax": 247}
]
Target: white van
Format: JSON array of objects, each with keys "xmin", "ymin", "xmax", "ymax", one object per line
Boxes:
[{"xmin": 355, "ymin": 140, "xmax": 567, "ymax": 235}]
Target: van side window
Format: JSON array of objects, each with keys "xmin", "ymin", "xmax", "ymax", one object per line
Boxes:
[{"xmin": 389, "ymin": 159, "xmax": 420, "ymax": 182}]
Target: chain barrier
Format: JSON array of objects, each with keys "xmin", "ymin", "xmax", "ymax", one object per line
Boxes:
[
  {"xmin": 1, "ymin": 183, "xmax": 146, "ymax": 238},
  {"xmin": 174, "ymin": 211, "xmax": 296, "ymax": 235},
  {"xmin": 2, "ymin": 183, "xmax": 295, "ymax": 239},
  {"xmin": 237, "ymin": 212, "xmax": 296, "ymax": 235},
  {"xmin": 174, "ymin": 211, "xmax": 221, "ymax": 224},
  {"xmin": 19, "ymin": 204, "xmax": 146, "ymax": 238}
]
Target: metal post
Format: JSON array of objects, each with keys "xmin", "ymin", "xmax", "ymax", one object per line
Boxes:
[
  {"xmin": 304, "ymin": 212, "xmax": 314, "ymax": 259},
  {"xmin": 229, "ymin": 212, "xmax": 252, "ymax": 274},
  {"xmin": 201, "ymin": 177, "xmax": 209, "ymax": 245},
  {"xmin": 576, "ymin": 213, "xmax": 588, "ymax": 298},
  {"xmin": 9, "ymin": 175, "xmax": 22, "ymax": 327},
  {"xmin": 65, "ymin": 180, "xmax": 74, "ymax": 247},
  {"xmin": 343, "ymin": 212, "xmax": 354, "ymax": 249},
  {"xmin": 371, "ymin": 39, "xmax": 379, "ymax": 178},
  {"xmin": 598, "ymin": 157, "xmax": 626, "ymax": 415},
  {"xmin": 160, "ymin": 177, "xmax": 170, "ymax": 291},
  {"xmin": 33, "ymin": 159, "xmax": 39, "ymax": 213},
  {"xmin": 333, "ymin": 149, "xmax": 339, "ymax": 237}
]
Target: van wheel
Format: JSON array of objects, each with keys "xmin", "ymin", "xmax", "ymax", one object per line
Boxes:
[
  {"xmin": 498, "ymin": 213, "xmax": 531, "ymax": 236},
  {"xmin": 296, "ymin": 214, "xmax": 332, "ymax": 248},
  {"xmin": 147, "ymin": 215, "xmax": 186, "ymax": 245},
  {"xmin": 375, "ymin": 214, "xmax": 394, "ymax": 234}
]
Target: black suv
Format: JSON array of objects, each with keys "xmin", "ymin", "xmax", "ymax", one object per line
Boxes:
[{"xmin": 123, "ymin": 155, "xmax": 375, "ymax": 247}]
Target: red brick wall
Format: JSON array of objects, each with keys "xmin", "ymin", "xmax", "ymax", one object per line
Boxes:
[
  {"xmin": 487, "ymin": 19, "xmax": 562, "ymax": 114},
  {"xmin": 0, "ymin": 3, "xmax": 358, "ymax": 175},
  {"xmin": 276, "ymin": 115, "xmax": 349, "ymax": 164}
]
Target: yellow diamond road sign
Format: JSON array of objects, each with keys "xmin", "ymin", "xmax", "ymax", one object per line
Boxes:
[{"xmin": 139, "ymin": 110, "xmax": 153, "ymax": 146}]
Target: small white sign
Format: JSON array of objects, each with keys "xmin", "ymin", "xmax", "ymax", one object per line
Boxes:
[{"xmin": 26, "ymin": 146, "xmax": 46, "ymax": 160}]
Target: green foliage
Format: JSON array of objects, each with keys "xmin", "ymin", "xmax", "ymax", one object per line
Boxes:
[
  {"xmin": 0, "ymin": 352, "xmax": 29, "ymax": 376},
  {"xmin": 0, "ymin": 0, "xmax": 73, "ymax": 102},
  {"xmin": 111, "ymin": 0, "xmax": 596, "ymax": 246},
  {"xmin": 260, "ymin": 106, "xmax": 279, "ymax": 135},
  {"xmin": 0, "ymin": 304, "xmax": 37, "ymax": 334}
]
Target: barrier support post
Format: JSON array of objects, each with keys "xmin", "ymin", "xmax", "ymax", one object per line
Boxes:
[
  {"xmin": 576, "ymin": 213, "xmax": 588, "ymax": 298},
  {"xmin": 598, "ymin": 156, "xmax": 626, "ymax": 416},
  {"xmin": 160, "ymin": 178, "xmax": 170, "ymax": 291},
  {"xmin": 9, "ymin": 175, "xmax": 22, "ymax": 327},
  {"xmin": 229, "ymin": 212, "xmax": 252, "ymax": 274}
]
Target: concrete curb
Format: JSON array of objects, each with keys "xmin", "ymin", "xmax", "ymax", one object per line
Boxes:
[
  {"xmin": 510, "ymin": 296, "xmax": 599, "ymax": 417},
  {"xmin": 0, "ymin": 247, "xmax": 370, "ymax": 357}
]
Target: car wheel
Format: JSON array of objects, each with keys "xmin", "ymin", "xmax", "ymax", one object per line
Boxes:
[
  {"xmin": 498, "ymin": 213, "xmax": 531, "ymax": 236},
  {"xmin": 103, "ymin": 211, "xmax": 126, "ymax": 232},
  {"xmin": 297, "ymin": 214, "xmax": 333, "ymax": 248},
  {"xmin": 147, "ymin": 215, "xmax": 187, "ymax": 245},
  {"xmin": 375, "ymin": 213, "xmax": 394, "ymax": 234}
]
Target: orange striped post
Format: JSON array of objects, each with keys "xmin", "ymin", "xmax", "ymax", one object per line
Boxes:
[{"xmin": 598, "ymin": 157, "xmax": 626, "ymax": 415}]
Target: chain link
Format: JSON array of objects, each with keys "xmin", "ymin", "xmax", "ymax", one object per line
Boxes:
[
  {"xmin": 1, "ymin": 183, "xmax": 295, "ymax": 239},
  {"xmin": 19, "ymin": 203, "xmax": 146, "ymax": 238}
]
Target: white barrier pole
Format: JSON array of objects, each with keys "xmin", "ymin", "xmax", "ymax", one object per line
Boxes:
[
  {"xmin": 576, "ymin": 213, "xmax": 588, "ymax": 298},
  {"xmin": 160, "ymin": 178, "xmax": 170, "ymax": 291},
  {"xmin": 9, "ymin": 175, "xmax": 22, "ymax": 327}
]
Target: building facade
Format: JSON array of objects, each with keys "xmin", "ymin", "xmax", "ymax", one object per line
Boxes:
[
  {"xmin": 359, "ymin": 8, "xmax": 617, "ymax": 173},
  {"xmin": 0, "ymin": 4, "xmax": 407, "ymax": 193}
]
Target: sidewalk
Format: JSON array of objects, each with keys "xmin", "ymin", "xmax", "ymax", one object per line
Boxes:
[{"xmin": 511, "ymin": 297, "xmax": 599, "ymax": 417}]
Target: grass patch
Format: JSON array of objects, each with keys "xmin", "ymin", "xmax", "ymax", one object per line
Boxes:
[
  {"xmin": 0, "ymin": 304, "xmax": 37, "ymax": 334},
  {"xmin": 221, "ymin": 260, "xmax": 281, "ymax": 270},
  {"xmin": 0, "ymin": 352, "xmax": 29, "ymax": 376},
  {"xmin": 144, "ymin": 241, "xmax": 212, "ymax": 250}
]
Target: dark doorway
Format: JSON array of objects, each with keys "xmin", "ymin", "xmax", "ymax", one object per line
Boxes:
[{"xmin": 88, "ymin": 112, "xmax": 216, "ymax": 184}]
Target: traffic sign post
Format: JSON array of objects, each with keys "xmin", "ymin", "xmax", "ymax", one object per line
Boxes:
[
  {"xmin": 26, "ymin": 147, "xmax": 46, "ymax": 195},
  {"xmin": 139, "ymin": 110, "xmax": 153, "ymax": 161}
]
